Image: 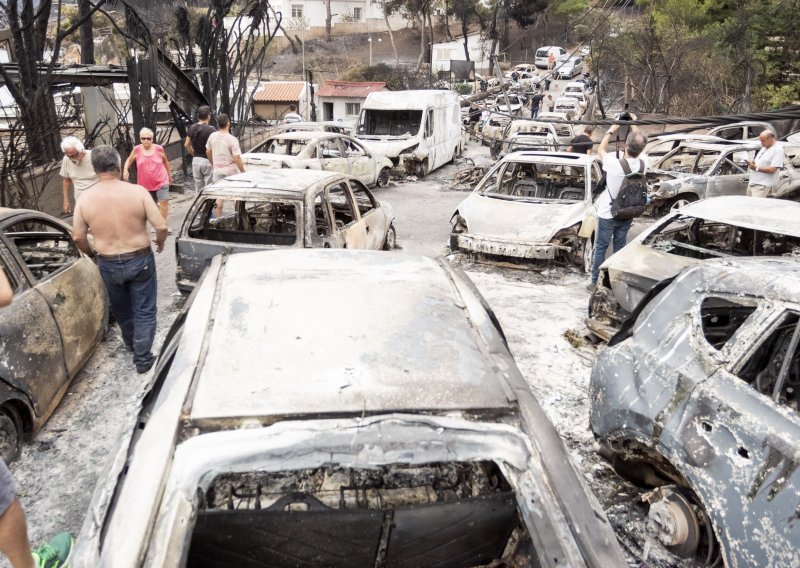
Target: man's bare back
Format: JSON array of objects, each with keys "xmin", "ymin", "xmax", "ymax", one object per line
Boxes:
[{"xmin": 73, "ymin": 176, "xmax": 167, "ymax": 255}]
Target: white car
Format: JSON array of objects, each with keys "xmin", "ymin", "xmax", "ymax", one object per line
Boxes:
[
  {"xmin": 494, "ymin": 94, "xmax": 526, "ymax": 115},
  {"xmin": 450, "ymin": 151, "xmax": 602, "ymax": 270},
  {"xmin": 553, "ymin": 97, "xmax": 581, "ymax": 119},
  {"xmin": 556, "ymin": 57, "xmax": 583, "ymax": 80},
  {"xmin": 243, "ymin": 131, "xmax": 393, "ymax": 188},
  {"xmin": 560, "ymin": 89, "xmax": 588, "ymax": 110}
]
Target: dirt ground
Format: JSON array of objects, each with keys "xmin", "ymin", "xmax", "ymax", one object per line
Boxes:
[{"xmin": 7, "ymin": 139, "xmax": 699, "ymax": 567}]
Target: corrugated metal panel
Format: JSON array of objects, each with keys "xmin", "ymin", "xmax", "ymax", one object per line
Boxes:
[
  {"xmin": 317, "ymin": 81, "xmax": 387, "ymax": 99},
  {"xmin": 252, "ymin": 82, "xmax": 306, "ymax": 102}
]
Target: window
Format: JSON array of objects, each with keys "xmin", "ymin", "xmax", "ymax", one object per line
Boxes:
[
  {"xmin": 345, "ymin": 102, "xmax": 361, "ymax": 116},
  {"xmin": 0, "ymin": 256, "xmax": 18, "ymax": 292},
  {"xmin": 353, "ymin": 6, "xmax": 362, "ymax": 20},
  {"xmin": 187, "ymin": 199, "xmax": 298, "ymax": 246},
  {"xmin": 291, "ymin": 4, "xmax": 303, "ymax": 18},
  {"xmin": 314, "ymin": 193, "xmax": 332, "ymax": 237},
  {"xmin": 736, "ymin": 311, "xmax": 800, "ymax": 411},
  {"xmin": 342, "ymin": 139, "xmax": 365, "ymax": 158},
  {"xmin": 5, "ymin": 220, "xmax": 80, "ymax": 281},
  {"xmin": 265, "ymin": 137, "xmax": 309, "ymax": 157},
  {"xmin": 700, "ymin": 296, "xmax": 758, "ymax": 350},
  {"xmin": 424, "ymin": 109, "xmax": 434, "ymax": 138},
  {"xmin": 319, "ymin": 138, "xmax": 343, "ymax": 159},
  {"xmin": 327, "ymin": 183, "xmax": 357, "ymax": 228},
  {"xmin": 359, "ymin": 109, "xmax": 422, "ymax": 137},
  {"xmin": 350, "ymin": 183, "xmax": 376, "ymax": 216}
]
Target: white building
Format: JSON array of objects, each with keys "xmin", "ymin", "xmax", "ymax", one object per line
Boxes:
[
  {"xmin": 432, "ymin": 32, "xmax": 491, "ymax": 75},
  {"xmin": 316, "ymin": 81, "xmax": 388, "ymax": 122}
]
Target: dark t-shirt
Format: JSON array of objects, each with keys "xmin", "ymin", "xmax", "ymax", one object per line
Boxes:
[
  {"xmin": 569, "ymin": 134, "xmax": 593, "ymax": 154},
  {"xmin": 188, "ymin": 123, "xmax": 217, "ymax": 157},
  {"xmin": 530, "ymin": 94, "xmax": 545, "ymax": 109}
]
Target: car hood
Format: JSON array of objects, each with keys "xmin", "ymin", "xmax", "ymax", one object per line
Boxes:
[
  {"xmin": 241, "ymin": 153, "xmax": 302, "ymax": 166},
  {"xmin": 356, "ymin": 137, "xmax": 418, "ymax": 158},
  {"xmin": 600, "ymin": 241, "xmax": 698, "ymax": 312},
  {"xmin": 456, "ymin": 193, "xmax": 588, "ymax": 242}
]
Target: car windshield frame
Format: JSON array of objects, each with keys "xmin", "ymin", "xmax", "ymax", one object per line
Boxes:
[{"xmin": 477, "ymin": 160, "xmax": 590, "ymax": 204}]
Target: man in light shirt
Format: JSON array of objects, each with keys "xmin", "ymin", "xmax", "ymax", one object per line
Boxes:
[
  {"xmin": 59, "ymin": 136, "xmax": 99, "ymax": 215},
  {"xmin": 746, "ymin": 130, "xmax": 783, "ymax": 197}
]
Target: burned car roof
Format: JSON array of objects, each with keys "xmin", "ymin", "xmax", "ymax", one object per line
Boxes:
[
  {"xmin": 190, "ymin": 250, "xmax": 513, "ymax": 421},
  {"xmin": 198, "ymin": 168, "xmax": 342, "ymax": 196},
  {"xmin": 674, "ymin": 195, "xmax": 800, "ymax": 236}
]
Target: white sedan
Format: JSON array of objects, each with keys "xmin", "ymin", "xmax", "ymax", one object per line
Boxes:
[{"xmin": 242, "ymin": 131, "xmax": 393, "ymax": 188}]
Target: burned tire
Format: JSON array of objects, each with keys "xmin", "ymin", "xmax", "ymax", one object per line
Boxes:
[
  {"xmin": 573, "ymin": 234, "xmax": 594, "ymax": 273},
  {"xmin": 376, "ymin": 167, "xmax": 390, "ymax": 188},
  {"xmin": 489, "ymin": 141, "xmax": 501, "ymax": 160},
  {"xmin": 383, "ymin": 224, "xmax": 397, "ymax": 250},
  {"xmin": 415, "ymin": 162, "xmax": 426, "ymax": 178},
  {"xmin": 0, "ymin": 405, "xmax": 23, "ymax": 464}
]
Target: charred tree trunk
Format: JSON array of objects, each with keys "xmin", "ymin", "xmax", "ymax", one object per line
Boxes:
[
  {"xmin": 325, "ymin": 0, "xmax": 332, "ymax": 42},
  {"xmin": 462, "ymin": 17, "xmax": 470, "ymax": 60},
  {"xmin": 384, "ymin": 8, "xmax": 399, "ymax": 66},
  {"xmin": 79, "ymin": 0, "xmax": 95, "ymax": 64}
]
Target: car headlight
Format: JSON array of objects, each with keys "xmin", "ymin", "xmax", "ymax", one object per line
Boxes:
[
  {"xmin": 400, "ymin": 144, "xmax": 419, "ymax": 155},
  {"xmin": 551, "ymin": 224, "xmax": 580, "ymax": 245}
]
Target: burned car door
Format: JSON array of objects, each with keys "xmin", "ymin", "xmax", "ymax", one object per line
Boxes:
[
  {"xmin": 706, "ymin": 149, "xmax": 755, "ymax": 198},
  {"xmin": 0, "ymin": 234, "xmax": 69, "ymax": 414},
  {"xmin": 318, "ymin": 137, "xmax": 349, "ymax": 175},
  {"xmin": 342, "ymin": 137, "xmax": 375, "ymax": 186},
  {"xmin": 326, "ymin": 181, "xmax": 367, "ymax": 249},
  {"xmin": 676, "ymin": 299, "xmax": 800, "ymax": 564},
  {"xmin": 348, "ymin": 180, "xmax": 385, "ymax": 250},
  {"xmin": 306, "ymin": 190, "xmax": 342, "ymax": 248},
  {"xmin": 3, "ymin": 218, "xmax": 105, "ymax": 377}
]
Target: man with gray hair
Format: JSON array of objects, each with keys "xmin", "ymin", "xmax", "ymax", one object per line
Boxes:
[
  {"xmin": 59, "ymin": 136, "xmax": 98, "ymax": 215},
  {"xmin": 72, "ymin": 145, "xmax": 167, "ymax": 374},
  {"xmin": 589, "ymin": 118, "xmax": 648, "ymax": 289},
  {"xmin": 746, "ymin": 130, "xmax": 783, "ymax": 197}
]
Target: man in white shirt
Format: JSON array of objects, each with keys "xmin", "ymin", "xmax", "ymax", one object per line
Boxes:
[
  {"xmin": 746, "ymin": 130, "xmax": 783, "ymax": 197},
  {"xmin": 59, "ymin": 136, "xmax": 99, "ymax": 215},
  {"xmin": 589, "ymin": 119, "xmax": 648, "ymax": 288},
  {"xmin": 283, "ymin": 104, "xmax": 303, "ymax": 124}
]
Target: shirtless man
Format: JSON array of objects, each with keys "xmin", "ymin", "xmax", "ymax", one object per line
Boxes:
[{"xmin": 72, "ymin": 145, "xmax": 167, "ymax": 374}]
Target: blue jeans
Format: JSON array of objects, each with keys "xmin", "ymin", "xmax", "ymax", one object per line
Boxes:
[
  {"xmin": 591, "ymin": 217, "xmax": 632, "ymax": 284},
  {"xmin": 97, "ymin": 252, "xmax": 157, "ymax": 370}
]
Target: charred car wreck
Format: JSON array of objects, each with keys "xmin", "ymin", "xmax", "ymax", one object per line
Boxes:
[
  {"xmin": 590, "ymin": 258, "xmax": 800, "ymax": 567},
  {"xmin": 75, "ymin": 250, "xmax": 625, "ymax": 567},
  {"xmin": 450, "ymin": 151, "xmax": 601, "ymax": 271},
  {"xmin": 587, "ymin": 196, "xmax": 800, "ymax": 341}
]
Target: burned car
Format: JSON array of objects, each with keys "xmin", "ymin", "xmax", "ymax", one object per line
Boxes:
[
  {"xmin": 0, "ymin": 209, "xmax": 107, "ymax": 462},
  {"xmin": 587, "ymin": 196, "xmax": 800, "ymax": 341},
  {"xmin": 706, "ymin": 120, "xmax": 776, "ymax": 140},
  {"xmin": 450, "ymin": 151, "xmax": 601, "ymax": 270},
  {"xmin": 242, "ymin": 131, "xmax": 393, "ymax": 188},
  {"xmin": 646, "ymin": 141, "xmax": 760, "ymax": 213},
  {"xmin": 490, "ymin": 119, "xmax": 572, "ymax": 159},
  {"xmin": 589, "ymin": 258, "xmax": 800, "ymax": 566},
  {"xmin": 175, "ymin": 169, "xmax": 395, "ymax": 293},
  {"xmin": 75, "ymin": 249, "xmax": 626, "ymax": 567}
]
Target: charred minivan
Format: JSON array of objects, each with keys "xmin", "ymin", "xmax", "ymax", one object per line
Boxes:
[
  {"xmin": 175, "ymin": 169, "xmax": 395, "ymax": 293},
  {"xmin": 75, "ymin": 250, "xmax": 625, "ymax": 567}
]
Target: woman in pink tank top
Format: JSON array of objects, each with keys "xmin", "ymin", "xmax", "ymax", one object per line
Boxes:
[{"xmin": 123, "ymin": 127, "xmax": 173, "ymax": 233}]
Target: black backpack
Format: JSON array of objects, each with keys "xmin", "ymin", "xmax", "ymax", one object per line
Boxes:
[{"xmin": 609, "ymin": 158, "xmax": 647, "ymax": 220}]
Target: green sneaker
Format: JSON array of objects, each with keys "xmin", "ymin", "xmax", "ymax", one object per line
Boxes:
[{"xmin": 31, "ymin": 532, "xmax": 74, "ymax": 568}]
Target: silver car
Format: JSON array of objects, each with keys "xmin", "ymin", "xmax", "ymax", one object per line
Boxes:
[
  {"xmin": 590, "ymin": 257, "xmax": 800, "ymax": 566},
  {"xmin": 587, "ymin": 196, "xmax": 800, "ymax": 340},
  {"xmin": 76, "ymin": 249, "xmax": 626, "ymax": 567},
  {"xmin": 175, "ymin": 169, "xmax": 395, "ymax": 293},
  {"xmin": 243, "ymin": 131, "xmax": 393, "ymax": 188}
]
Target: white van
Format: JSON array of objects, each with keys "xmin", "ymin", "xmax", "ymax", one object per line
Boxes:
[
  {"xmin": 534, "ymin": 46, "xmax": 566, "ymax": 69},
  {"xmin": 356, "ymin": 90, "xmax": 464, "ymax": 177}
]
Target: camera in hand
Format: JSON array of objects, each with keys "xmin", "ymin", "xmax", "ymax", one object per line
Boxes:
[{"xmin": 617, "ymin": 111, "xmax": 632, "ymax": 121}]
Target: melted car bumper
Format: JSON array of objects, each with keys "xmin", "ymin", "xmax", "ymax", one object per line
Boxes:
[{"xmin": 456, "ymin": 234, "xmax": 568, "ymax": 259}]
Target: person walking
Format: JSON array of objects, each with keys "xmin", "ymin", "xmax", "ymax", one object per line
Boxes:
[
  {"xmin": 123, "ymin": 128, "xmax": 173, "ymax": 234},
  {"xmin": 206, "ymin": 113, "xmax": 245, "ymax": 218},
  {"xmin": 589, "ymin": 120, "xmax": 648, "ymax": 289},
  {"xmin": 73, "ymin": 145, "xmax": 167, "ymax": 374},
  {"xmin": 746, "ymin": 130, "xmax": 783, "ymax": 197},
  {"xmin": 546, "ymin": 94, "xmax": 555, "ymax": 112},
  {"xmin": 567, "ymin": 126, "xmax": 595, "ymax": 154},
  {"xmin": 59, "ymin": 136, "xmax": 98, "ymax": 215},
  {"xmin": 544, "ymin": 75, "xmax": 552, "ymax": 91},
  {"xmin": 530, "ymin": 91, "xmax": 544, "ymax": 118},
  {"xmin": 283, "ymin": 104, "xmax": 303, "ymax": 123},
  {"xmin": 183, "ymin": 105, "xmax": 216, "ymax": 193}
]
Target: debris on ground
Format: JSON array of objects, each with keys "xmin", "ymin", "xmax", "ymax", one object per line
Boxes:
[{"xmin": 562, "ymin": 328, "xmax": 584, "ymax": 348}]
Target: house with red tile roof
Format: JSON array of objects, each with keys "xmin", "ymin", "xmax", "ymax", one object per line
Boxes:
[
  {"xmin": 317, "ymin": 81, "xmax": 389, "ymax": 123},
  {"xmin": 252, "ymin": 81, "xmax": 314, "ymax": 122}
]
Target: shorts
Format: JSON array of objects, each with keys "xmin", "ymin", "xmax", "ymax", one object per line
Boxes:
[
  {"xmin": 149, "ymin": 185, "xmax": 170, "ymax": 203},
  {"xmin": 0, "ymin": 459, "xmax": 16, "ymax": 516}
]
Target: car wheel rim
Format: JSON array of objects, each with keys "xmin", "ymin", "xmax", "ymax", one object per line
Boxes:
[
  {"xmin": 583, "ymin": 237, "xmax": 593, "ymax": 273},
  {"xmin": 385, "ymin": 226, "xmax": 396, "ymax": 250}
]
